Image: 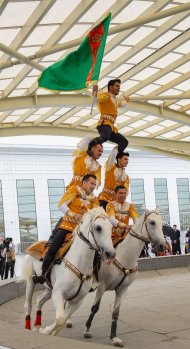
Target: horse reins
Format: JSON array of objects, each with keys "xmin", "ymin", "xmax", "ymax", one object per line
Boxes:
[
  {"xmin": 129, "ymin": 210, "xmax": 158, "ymax": 243},
  {"xmin": 113, "ymin": 210, "xmax": 158, "ymax": 290}
]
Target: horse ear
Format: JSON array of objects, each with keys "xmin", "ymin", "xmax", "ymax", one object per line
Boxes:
[
  {"xmin": 155, "ymin": 208, "xmax": 160, "ymax": 214},
  {"xmin": 145, "ymin": 208, "xmax": 150, "ymax": 215}
]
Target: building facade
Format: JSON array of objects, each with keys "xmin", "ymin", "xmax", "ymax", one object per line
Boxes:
[{"xmin": 0, "ymin": 143, "xmax": 190, "ymax": 250}]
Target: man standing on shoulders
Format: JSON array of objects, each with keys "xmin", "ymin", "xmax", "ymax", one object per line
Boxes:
[
  {"xmin": 106, "ymin": 185, "xmax": 139, "ymax": 239},
  {"xmin": 171, "ymin": 224, "xmax": 181, "ymax": 255},
  {"xmin": 99, "ymin": 147, "xmax": 129, "ymax": 210},
  {"xmin": 66, "ymin": 136, "xmax": 103, "ymax": 190},
  {"xmin": 92, "ymin": 79, "xmax": 129, "ymax": 153},
  {"xmin": 32, "ymin": 174, "xmax": 99, "ymax": 284}
]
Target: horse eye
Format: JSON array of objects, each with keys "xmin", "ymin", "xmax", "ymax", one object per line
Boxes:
[
  {"xmin": 150, "ymin": 220, "xmax": 155, "ymax": 225},
  {"xmin": 96, "ymin": 225, "xmax": 102, "ymax": 232}
]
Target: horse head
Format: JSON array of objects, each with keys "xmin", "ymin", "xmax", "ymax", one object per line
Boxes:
[
  {"xmin": 142, "ymin": 208, "xmax": 165, "ymax": 252},
  {"xmin": 78, "ymin": 207, "xmax": 115, "ymax": 261}
]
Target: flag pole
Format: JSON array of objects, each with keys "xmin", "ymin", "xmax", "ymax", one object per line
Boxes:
[{"xmin": 90, "ymin": 85, "xmax": 98, "ymax": 115}]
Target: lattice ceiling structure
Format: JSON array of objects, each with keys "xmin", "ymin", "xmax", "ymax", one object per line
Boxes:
[{"xmin": 0, "ymin": 0, "xmax": 190, "ymax": 160}]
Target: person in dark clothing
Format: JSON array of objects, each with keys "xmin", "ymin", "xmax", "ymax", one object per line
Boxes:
[
  {"xmin": 0, "ymin": 237, "xmax": 5, "ymax": 279},
  {"xmin": 171, "ymin": 224, "xmax": 181, "ymax": 255}
]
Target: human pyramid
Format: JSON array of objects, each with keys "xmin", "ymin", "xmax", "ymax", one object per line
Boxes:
[{"xmin": 33, "ymin": 79, "xmax": 139, "ymax": 285}]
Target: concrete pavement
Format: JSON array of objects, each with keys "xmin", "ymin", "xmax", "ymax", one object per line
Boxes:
[{"xmin": 0, "ymin": 267, "xmax": 190, "ymax": 348}]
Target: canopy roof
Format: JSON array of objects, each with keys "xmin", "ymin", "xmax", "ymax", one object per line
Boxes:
[{"xmin": 0, "ymin": 0, "xmax": 190, "ymax": 160}]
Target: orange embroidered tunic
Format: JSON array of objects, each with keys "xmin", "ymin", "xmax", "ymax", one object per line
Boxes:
[
  {"xmin": 106, "ymin": 201, "xmax": 139, "ymax": 237},
  {"xmin": 58, "ymin": 185, "xmax": 99, "ymax": 232},
  {"xmin": 98, "ymin": 147, "xmax": 129, "ymax": 203},
  {"xmin": 97, "ymin": 92, "xmax": 123, "ymax": 132},
  {"xmin": 66, "ymin": 136, "xmax": 101, "ymax": 190}
]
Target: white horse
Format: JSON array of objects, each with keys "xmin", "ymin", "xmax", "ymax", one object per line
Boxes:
[
  {"xmin": 21, "ymin": 207, "xmax": 115, "ymax": 336},
  {"xmin": 67, "ymin": 209, "xmax": 165, "ymax": 347}
]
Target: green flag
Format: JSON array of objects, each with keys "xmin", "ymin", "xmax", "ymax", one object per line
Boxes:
[{"xmin": 38, "ymin": 13, "xmax": 111, "ymax": 91}]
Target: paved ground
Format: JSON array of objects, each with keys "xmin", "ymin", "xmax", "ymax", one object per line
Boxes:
[{"xmin": 1, "ymin": 267, "xmax": 190, "ymax": 349}]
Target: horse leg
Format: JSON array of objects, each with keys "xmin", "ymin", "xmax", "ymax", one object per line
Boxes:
[
  {"xmin": 84, "ymin": 285, "xmax": 105, "ymax": 338},
  {"xmin": 39, "ymin": 288, "xmax": 82, "ymax": 336},
  {"xmin": 34, "ymin": 288, "xmax": 52, "ymax": 328},
  {"xmin": 110, "ymin": 289, "xmax": 125, "ymax": 347},
  {"xmin": 39, "ymin": 288, "xmax": 65, "ymax": 336},
  {"xmin": 25, "ymin": 280, "xmax": 35, "ymax": 330}
]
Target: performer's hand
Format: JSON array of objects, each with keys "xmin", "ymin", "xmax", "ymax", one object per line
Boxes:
[
  {"xmin": 125, "ymin": 225, "xmax": 133, "ymax": 231},
  {"xmin": 124, "ymin": 95, "xmax": 129, "ymax": 103},
  {"xmin": 92, "ymin": 85, "xmax": 98, "ymax": 96},
  {"xmin": 74, "ymin": 213, "xmax": 83, "ymax": 223}
]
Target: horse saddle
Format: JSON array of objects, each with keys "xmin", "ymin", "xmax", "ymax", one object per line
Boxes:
[
  {"xmin": 25, "ymin": 233, "xmax": 73, "ymax": 262},
  {"xmin": 112, "ymin": 231, "xmax": 128, "ymax": 249}
]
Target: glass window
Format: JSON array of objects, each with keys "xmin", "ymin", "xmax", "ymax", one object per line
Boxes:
[
  {"xmin": 130, "ymin": 179, "xmax": 145, "ymax": 215},
  {"xmin": 16, "ymin": 180, "xmax": 38, "ymax": 248},
  {"xmin": 0, "ymin": 181, "xmax": 5, "ymax": 238},
  {"xmin": 176, "ymin": 178, "xmax": 190, "ymax": 230},
  {"xmin": 47, "ymin": 179, "xmax": 65, "ymax": 229},
  {"xmin": 154, "ymin": 179, "xmax": 170, "ymax": 224}
]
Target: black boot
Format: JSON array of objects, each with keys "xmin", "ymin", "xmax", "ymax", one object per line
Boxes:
[{"xmin": 32, "ymin": 254, "xmax": 53, "ymax": 284}]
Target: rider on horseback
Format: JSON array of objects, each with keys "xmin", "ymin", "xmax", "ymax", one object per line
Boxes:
[
  {"xmin": 106, "ymin": 185, "xmax": 139, "ymax": 238},
  {"xmin": 32, "ymin": 174, "xmax": 99, "ymax": 284},
  {"xmin": 98, "ymin": 147, "xmax": 130, "ymax": 210}
]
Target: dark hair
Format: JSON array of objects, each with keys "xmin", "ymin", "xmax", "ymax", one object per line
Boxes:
[
  {"xmin": 116, "ymin": 151, "xmax": 129, "ymax": 163},
  {"xmin": 115, "ymin": 185, "xmax": 127, "ymax": 193},
  {"xmin": 82, "ymin": 174, "xmax": 97, "ymax": 183},
  {"xmin": 87, "ymin": 138, "xmax": 103, "ymax": 157},
  {"xmin": 108, "ymin": 79, "xmax": 121, "ymax": 91}
]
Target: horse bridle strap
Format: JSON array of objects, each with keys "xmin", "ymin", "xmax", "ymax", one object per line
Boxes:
[
  {"xmin": 129, "ymin": 228, "xmax": 149, "ymax": 243},
  {"xmin": 129, "ymin": 210, "xmax": 157, "ymax": 243},
  {"xmin": 77, "ymin": 229, "xmax": 101, "ymax": 252}
]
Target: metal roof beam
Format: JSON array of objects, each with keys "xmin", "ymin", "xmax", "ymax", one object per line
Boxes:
[
  {"xmin": 1, "ymin": 2, "xmax": 189, "ymax": 70},
  {"xmin": 1, "ymin": 94, "xmax": 189, "ymax": 126}
]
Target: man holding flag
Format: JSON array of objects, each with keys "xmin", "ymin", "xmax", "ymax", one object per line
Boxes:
[{"xmin": 92, "ymin": 79, "xmax": 129, "ymax": 153}]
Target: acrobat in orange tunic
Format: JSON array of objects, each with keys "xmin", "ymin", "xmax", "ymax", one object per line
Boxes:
[
  {"xmin": 106, "ymin": 200, "xmax": 139, "ymax": 237},
  {"xmin": 58, "ymin": 185, "xmax": 99, "ymax": 232},
  {"xmin": 99, "ymin": 146, "xmax": 129, "ymax": 205},
  {"xmin": 66, "ymin": 136, "xmax": 102, "ymax": 190}
]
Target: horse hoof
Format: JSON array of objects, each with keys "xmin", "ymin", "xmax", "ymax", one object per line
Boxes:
[
  {"xmin": 111, "ymin": 337, "xmax": 124, "ymax": 347},
  {"xmin": 39, "ymin": 327, "xmax": 47, "ymax": 335},
  {"xmin": 66, "ymin": 320, "xmax": 73, "ymax": 328},
  {"xmin": 33, "ymin": 327, "xmax": 39, "ymax": 332},
  {"xmin": 84, "ymin": 331, "xmax": 92, "ymax": 338}
]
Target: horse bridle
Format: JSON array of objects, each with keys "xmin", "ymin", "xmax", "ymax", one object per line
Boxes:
[
  {"xmin": 129, "ymin": 210, "xmax": 159, "ymax": 243},
  {"xmin": 77, "ymin": 213, "xmax": 107, "ymax": 254}
]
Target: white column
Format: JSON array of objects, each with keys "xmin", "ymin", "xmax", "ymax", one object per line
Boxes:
[{"xmin": 167, "ymin": 176, "xmax": 180, "ymax": 226}]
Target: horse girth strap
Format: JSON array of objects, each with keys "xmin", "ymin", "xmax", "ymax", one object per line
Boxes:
[
  {"xmin": 63, "ymin": 258, "xmax": 93, "ymax": 281},
  {"xmin": 113, "ymin": 259, "xmax": 138, "ymax": 276}
]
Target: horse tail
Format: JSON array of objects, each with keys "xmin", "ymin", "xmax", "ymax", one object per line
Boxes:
[{"xmin": 19, "ymin": 255, "xmax": 35, "ymax": 283}]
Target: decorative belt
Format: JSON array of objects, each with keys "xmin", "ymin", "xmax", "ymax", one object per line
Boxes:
[
  {"xmin": 100, "ymin": 114, "xmax": 116, "ymax": 123},
  {"xmin": 72, "ymin": 175, "xmax": 83, "ymax": 183},
  {"xmin": 63, "ymin": 215, "xmax": 75, "ymax": 224},
  {"xmin": 102, "ymin": 187, "xmax": 115, "ymax": 196}
]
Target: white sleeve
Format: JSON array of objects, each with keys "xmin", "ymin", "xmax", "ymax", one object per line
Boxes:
[
  {"xmin": 58, "ymin": 199, "xmax": 72, "ymax": 214},
  {"xmin": 77, "ymin": 136, "xmax": 93, "ymax": 153},
  {"xmin": 107, "ymin": 146, "xmax": 118, "ymax": 167},
  {"xmin": 109, "ymin": 216, "xmax": 119, "ymax": 227}
]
